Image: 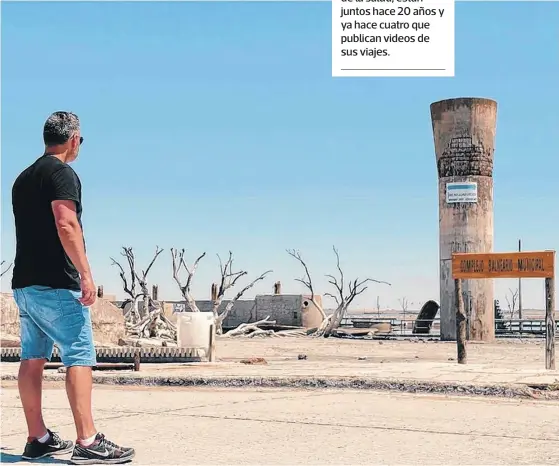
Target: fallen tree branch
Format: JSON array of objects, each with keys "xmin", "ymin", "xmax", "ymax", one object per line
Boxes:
[
  {"xmin": 223, "ymin": 316, "xmax": 276, "ymax": 337},
  {"xmin": 125, "ymin": 305, "xmax": 176, "ymax": 340},
  {"xmin": 248, "ymin": 328, "xmax": 308, "ymax": 338}
]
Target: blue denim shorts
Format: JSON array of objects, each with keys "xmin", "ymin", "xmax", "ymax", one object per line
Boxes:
[{"xmin": 13, "ymin": 286, "xmax": 97, "ymax": 367}]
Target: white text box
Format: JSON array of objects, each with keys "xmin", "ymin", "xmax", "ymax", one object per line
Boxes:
[{"xmin": 332, "ymin": 0, "xmax": 455, "ymax": 77}]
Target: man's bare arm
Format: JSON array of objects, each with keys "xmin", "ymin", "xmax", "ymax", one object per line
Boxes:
[{"xmin": 52, "ymin": 200, "xmax": 92, "ymax": 279}]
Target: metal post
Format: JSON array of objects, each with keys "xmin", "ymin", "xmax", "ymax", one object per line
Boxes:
[
  {"xmin": 455, "ymin": 279, "xmax": 467, "ymax": 364},
  {"xmin": 463, "ymin": 291, "xmax": 472, "ymax": 340},
  {"xmin": 517, "ymin": 239, "xmax": 523, "ymax": 333},
  {"xmin": 133, "ymin": 350, "xmax": 141, "ymax": 372},
  {"xmin": 545, "ymin": 277, "xmax": 555, "ymax": 370},
  {"xmin": 208, "ymin": 324, "xmax": 216, "ymax": 362}
]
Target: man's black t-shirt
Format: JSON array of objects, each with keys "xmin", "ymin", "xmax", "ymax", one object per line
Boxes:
[{"xmin": 11, "ymin": 155, "xmax": 84, "ymax": 291}]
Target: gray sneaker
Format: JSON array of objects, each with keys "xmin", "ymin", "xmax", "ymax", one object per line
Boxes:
[{"xmin": 70, "ymin": 433, "xmax": 135, "ymax": 464}]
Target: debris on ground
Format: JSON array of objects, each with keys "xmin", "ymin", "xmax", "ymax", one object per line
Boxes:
[{"xmin": 239, "ymin": 358, "xmax": 267, "ymax": 365}]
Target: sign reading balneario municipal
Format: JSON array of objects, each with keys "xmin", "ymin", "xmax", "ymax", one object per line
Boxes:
[
  {"xmin": 446, "ymin": 182, "xmax": 477, "ymax": 203},
  {"xmin": 451, "ymin": 251, "xmax": 555, "ymax": 279}
]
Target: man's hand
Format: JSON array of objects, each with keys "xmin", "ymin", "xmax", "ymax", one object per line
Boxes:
[{"xmin": 80, "ymin": 275, "xmax": 97, "ymax": 306}]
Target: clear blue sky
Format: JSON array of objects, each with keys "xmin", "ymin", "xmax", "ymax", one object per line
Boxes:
[{"xmin": 1, "ymin": 1, "xmax": 557, "ymax": 310}]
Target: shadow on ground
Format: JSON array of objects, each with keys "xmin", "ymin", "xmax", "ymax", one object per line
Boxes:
[{"xmin": 0, "ymin": 448, "xmax": 70, "ymax": 464}]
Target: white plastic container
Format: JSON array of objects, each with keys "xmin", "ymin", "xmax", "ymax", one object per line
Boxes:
[{"xmin": 176, "ymin": 312, "xmax": 214, "ymax": 355}]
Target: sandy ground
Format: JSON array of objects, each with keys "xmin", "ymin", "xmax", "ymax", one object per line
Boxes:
[
  {"xmin": 213, "ymin": 337, "xmax": 551, "ymax": 365},
  {"xmin": 1, "ymin": 382, "xmax": 559, "ymax": 465},
  {"xmin": 3, "ymin": 339, "xmax": 559, "ymax": 389},
  {"xmin": 207, "ymin": 337, "xmax": 559, "ymax": 385}
]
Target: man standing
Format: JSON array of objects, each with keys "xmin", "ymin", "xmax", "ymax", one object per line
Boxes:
[{"xmin": 11, "ymin": 111, "xmax": 135, "ymax": 464}]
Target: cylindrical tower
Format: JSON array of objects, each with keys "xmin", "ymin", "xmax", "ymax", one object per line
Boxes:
[{"xmin": 430, "ymin": 97, "xmax": 497, "ymax": 341}]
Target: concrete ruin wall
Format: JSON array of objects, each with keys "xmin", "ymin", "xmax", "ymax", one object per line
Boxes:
[
  {"xmin": 255, "ymin": 294, "xmax": 303, "ymax": 325},
  {"xmin": 164, "ymin": 294, "xmax": 307, "ymax": 328},
  {"xmin": 164, "ymin": 299, "xmax": 256, "ymax": 328},
  {"xmin": 431, "ymin": 97, "xmax": 497, "ymax": 341}
]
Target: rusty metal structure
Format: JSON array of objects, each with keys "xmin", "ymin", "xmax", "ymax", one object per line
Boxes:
[{"xmin": 430, "ymin": 97, "xmax": 498, "ymax": 341}]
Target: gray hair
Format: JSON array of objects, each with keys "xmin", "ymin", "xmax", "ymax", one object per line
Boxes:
[{"xmin": 43, "ymin": 111, "xmax": 80, "ymax": 146}]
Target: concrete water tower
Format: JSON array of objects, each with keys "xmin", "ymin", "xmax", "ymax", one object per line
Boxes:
[{"xmin": 430, "ymin": 98, "xmax": 497, "ymax": 341}]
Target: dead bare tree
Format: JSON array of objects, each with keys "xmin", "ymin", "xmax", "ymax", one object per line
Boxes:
[
  {"xmin": 287, "ymin": 246, "xmax": 391, "ymax": 337},
  {"xmin": 111, "ymin": 246, "xmax": 174, "ymax": 341},
  {"xmin": 1, "ymin": 261, "xmax": 13, "ymax": 278},
  {"xmin": 505, "ymin": 288, "xmax": 519, "ymax": 321},
  {"xmin": 170, "ymin": 248, "xmax": 272, "ymax": 337},
  {"xmin": 286, "ymin": 249, "xmax": 327, "ymax": 323},
  {"xmin": 212, "ymin": 251, "xmax": 272, "ymax": 335},
  {"xmin": 111, "ymin": 246, "xmax": 161, "ymax": 321},
  {"xmin": 399, "ymin": 297, "xmax": 409, "ymax": 332},
  {"xmin": 111, "ymin": 249, "xmax": 141, "ymax": 323},
  {"xmin": 170, "ymin": 248, "xmax": 206, "ymax": 313}
]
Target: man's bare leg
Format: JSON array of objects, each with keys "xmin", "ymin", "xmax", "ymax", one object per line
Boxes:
[
  {"xmin": 66, "ymin": 364, "xmax": 135, "ymax": 464},
  {"xmin": 18, "ymin": 359, "xmax": 48, "ymax": 439},
  {"xmin": 57, "ymin": 290, "xmax": 135, "ymax": 464},
  {"xmin": 65, "ymin": 366, "xmax": 97, "ymax": 440},
  {"xmin": 15, "ymin": 290, "xmax": 74, "ymax": 460}
]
